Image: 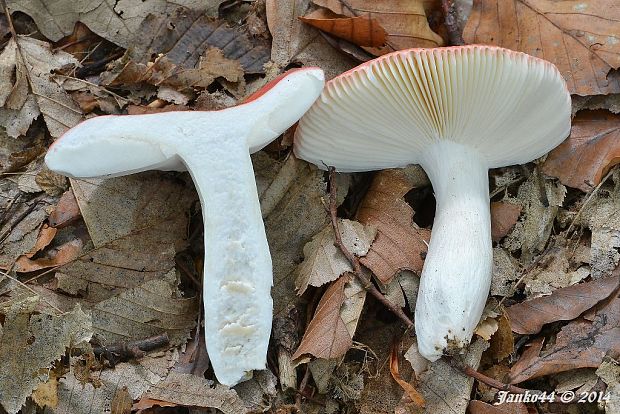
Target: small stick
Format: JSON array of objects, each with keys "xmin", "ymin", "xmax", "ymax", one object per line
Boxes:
[
  {"xmin": 458, "ymin": 363, "xmax": 531, "ymax": 395},
  {"xmin": 441, "ymin": 0, "xmax": 465, "ymax": 46},
  {"xmin": 92, "ymin": 333, "xmax": 170, "ymax": 365},
  {"xmin": 328, "ymin": 168, "xmax": 414, "ymax": 330}
]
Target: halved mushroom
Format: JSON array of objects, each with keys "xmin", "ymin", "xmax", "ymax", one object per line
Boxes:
[
  {"xmin": 46, "ymin": 67, "xmax": 325, "ymax": 385},
  {"xmin": 294, "ymin": 46, "xmax": 570, "ymax": 360}
]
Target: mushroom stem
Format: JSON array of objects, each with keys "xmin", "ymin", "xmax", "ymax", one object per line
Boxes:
[
  {"xmin": 415, "ymin": 140, "xmax": 492, "ymax": 361},
  {"xmin": 180, "ymin": 143, "xmax": 272, "ymax": 386}
]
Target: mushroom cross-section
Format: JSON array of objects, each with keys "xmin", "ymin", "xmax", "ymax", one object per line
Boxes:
[
  {"xmin": 293, "ymin": 46, "xmax": 570, "ymax": 361},
  {"xmin": 45, "ymin": 67, "xmax": 325, "ymax": 386}
]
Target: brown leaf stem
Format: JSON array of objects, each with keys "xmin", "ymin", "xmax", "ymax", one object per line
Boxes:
[
  {"xmin": 328, "ymin": 168, "xmax": 414, "ymax": 330},
  {"xmin": 92, "ymin": 333, "xmax": 170, "ymax": 365}
]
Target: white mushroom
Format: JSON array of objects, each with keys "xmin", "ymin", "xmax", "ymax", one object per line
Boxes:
[
  {"xmin": 293, "ymin": 46, "xmax": 570, "ymax": 361},
  {"xmin": 45, "ymin": 68, "xmax": 325, "ymax": 385}
]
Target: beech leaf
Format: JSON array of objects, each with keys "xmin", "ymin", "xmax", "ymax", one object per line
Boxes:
[
  {"xmin": 542, "ymin": 110, "xmax": 620, "ymax": 192},
  {"xmin": 299, "ymin": 8, "xmax": 387, "ymax": 47},
  {"xmin": 507, "ymin": 274, "xmax": 620, "ymax": 335}
]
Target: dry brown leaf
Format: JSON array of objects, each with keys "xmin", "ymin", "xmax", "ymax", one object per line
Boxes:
[
  {"xmin": 6, "ymin": 0, "xmax": 226, "ymax": 49},
  {"xmin": 490, "ymin": 202, "xmax": 522, "ymax": 242},
  {"xmin": 23, "ymin": 224, "xmax": 57, "ymax": 259},
  {"xmin": 102, "ymin": 48, "xmax": 244, "ymax": 91},
  {"xmin": 111, "ymin": 387, "xmax": 133, "ymax": 414},
  {"xmin": 0, "ymin": 299, "xmax": 92, "ymax": 414},
  {"xmin": 136, "ymin": 371, "xmax": 246, "ymax": 413},
  {"xmin": 509, "ymin": 292, "xmax": 620, "ymax": 383},
  {"xmin": 32, "ymin": 375, "xmax": 59, "ymax": 409},
  {"xmin": 293, "ymin": 275, "xmax": 355, "ymax": 361},
  {"xmin": 295, "ymin": 219, "xmax": 376, "ymax": 294},
  {"xmin": 0, "ymin": 201, "xmax": 49, "ymax": 270},
  {"xmin": 49, "ymin": 190, "xmax": 81, "ymax": 228},
  {"xmin": 507, "ymin": 274, "xmax": 620, "ymax": 335},
  {"xmin": 299, "ymin": 8, "xmax": 387, "ymax": 47},
  {"xmin": 266, "ymin": 0, "xmax": 357, "ymax": 79},
  {"xmin": 542, "ymin": 110, "xmax": 620, "ymax": 192},
  {"xmin": 0, "ymin": 36, "xmax": 82, "ymax": 138},
  {"xmin": 467, "ymin": 400, "xmax": 528, "ymax": 414},
  {"xmin": 389, "ymin": 343, "xmax": 425, "ymax": 408},
  {"xmin": 463, "ymin": 0, "xmax": 620, "ymax": 96},
  {"xmin": 14, "ymin": 238, "xmax": 83, "ymax": 272},
  {"xmin": 488, "ymin": 312, "xmax": 514, "ymax": 362},
  {"xmin": 313, "ymin": 0, "xmax": 443, "ymax": 55},
  {"xmin": 357, "ymin": 169, "xmax": 430, "ymax": 284}
]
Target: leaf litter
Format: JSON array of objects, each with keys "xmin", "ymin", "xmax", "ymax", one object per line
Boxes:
[{"xmin": 1, "ymin": 0, "xmax": 620, "ymax": 412}]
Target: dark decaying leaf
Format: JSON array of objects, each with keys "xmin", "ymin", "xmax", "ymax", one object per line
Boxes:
[
  {"xmin": 130, "ymin": 7, "xmax": 270, "ymax": 73},
  {"xmin": 509, "ymin": 292, "xmax": 620, "ymax": 383},
  {"xmin": 542, "ymin": 110, "xmax": 620, "ymax": 192},
  {"xmin": 506, "ymin": 275, "xmax": 620, "ymax": 335},
  {"xmin": 490, "ymin": 202, "xmax": 522, "ymax": 242}
]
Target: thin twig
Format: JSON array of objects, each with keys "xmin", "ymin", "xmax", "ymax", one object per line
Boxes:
[
  {"xmin": 441, "ymin": 0, "xmax": 465, "ymax": 46},
  {"xmin": 328, "ymin": 168, "xmax": 414, "ymax": 330},
  {"xmin": 458, "ymin": 363, "xmax": 530, "ymax": 395}
]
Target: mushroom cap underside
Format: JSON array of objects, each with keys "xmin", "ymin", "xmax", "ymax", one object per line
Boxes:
[{"xmin": 294, "ymin": 45, "xmax": 571, "ymax": 172}]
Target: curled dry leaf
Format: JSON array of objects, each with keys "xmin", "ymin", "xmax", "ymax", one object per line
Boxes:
[
  {"xmin": 0, "ymin": 299, "xmax": 92, "ymax": 414},
  {"xmin": 292, "ymin": 274, "xmax": 365, "ymax": 362},
  {"xmin": 295, "ymin": 219, "xmax": 376, "ymax": 295},
  {"xmin": 389, "ymin": 343, "xmax": 425, "ymax": 408},
  {"xmin": 542, "ymin": 110, "xmax": 620, "ymax": 192},
  {"xmin": 510, "ymin": 291, "xmax": 620, "ymax": 383},
  {"xmin": 14, "ymin": 238, "xmax": 83, "ymax": 273},
  {"xmin": 357, "ymin": 169, "xmax": 430, "ymax": 284},
  {"xmin": 299, "ymin": 8, "xmax": 387, "ymax": 47},
  {"xmin": 313, "ymin": 0, "xmax": 443, "ymax": 55},
  {"xmin": 0, "ymin": 36, "xmax": 82, "ymax": 138},
  {"xmin": 464, "ymin": 0, "xmax": 620, "ymax": 96},
  {"xmin": 490, "ymin": 202, "xmax": 522, "ymax": 242},
  {"xmin": 48, "ymin": 190, "xmax": 81, "ymax": 228},
  {"xmin": 507, "ymin": 274, "xmax": 620, "ymax": 335},
  {"xmin": 135, "ymin": 371, "xmax": 246, "ymax": 414}
]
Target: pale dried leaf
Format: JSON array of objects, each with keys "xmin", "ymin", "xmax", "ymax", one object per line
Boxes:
[
  {"xmin": 0, "ymin": 299, "xmax": 92, "ymax": 414},
  {"xmin": 596, "ymin": 359, "xmax": 620, "ymax": 414},
  {"xmin": 50, "ymin": 352, "xmax": 178, "ymax": 414},
  {"xmin": 0, "ymin": 205, "xmax": 48, "ymax": 270},
  {"xmin": 11, "ymin": 37, "xmax": 83, "ymax": 137},
  {"xmin": 464, "ymin": 0, "xmax": 620, "ymax": 96},
  {"xmin": 137, "ymin": 371, "xmax": 246, "ymax": 413},
  {"xmin": 491, "ymin": 248, "xmax": 519, "ymax": 297},
  {"xmin": 266, "ymin": 0, "xmax": 357, "ymax": 79},
  {"xmin": 92, "ymin": 272, "xmax": 197, "ymax": 345},
  {"xmin": 504, "ymin": 173, "xmax": 566, "ymax": 261},
  {"xmin": 6, "ymin": 0, "xmax": 225, "ymax": 48},
  {"xmin": 295, "ymin": 220, "xmax": 376, "ymax": 294}
]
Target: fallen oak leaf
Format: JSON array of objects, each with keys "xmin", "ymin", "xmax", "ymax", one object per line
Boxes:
[
  {"xmin": 14, "ymin": 238, "xmax": 83, "ymax": 273},
  {"xmin": 357, "ymin": 169, "xmax": 430, "ymax": 284},
  {"xmin": 22, "ymin": 224, "xmax": 56, "ymax": 259},
  {"xmin": 542, "ymin": 110, "xmax": 620, "ymax": 192},
  {"xmin": 509, "ymin": 292, "xmax": 620, "ymax": 383},
  {"xmin": 48, "ymin": 190, "xmax": 81, "ymax": 228},
  {"xmin": 506, "ymin": 274, "xmax": 620, "ymax": 335},
  {"xmin": 463, "ymin": 0, "xmax": 620, "ymax": 96},
  {"xmin": 299, "ymin": 8, "xmax": 387, "ymax": 47}
]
